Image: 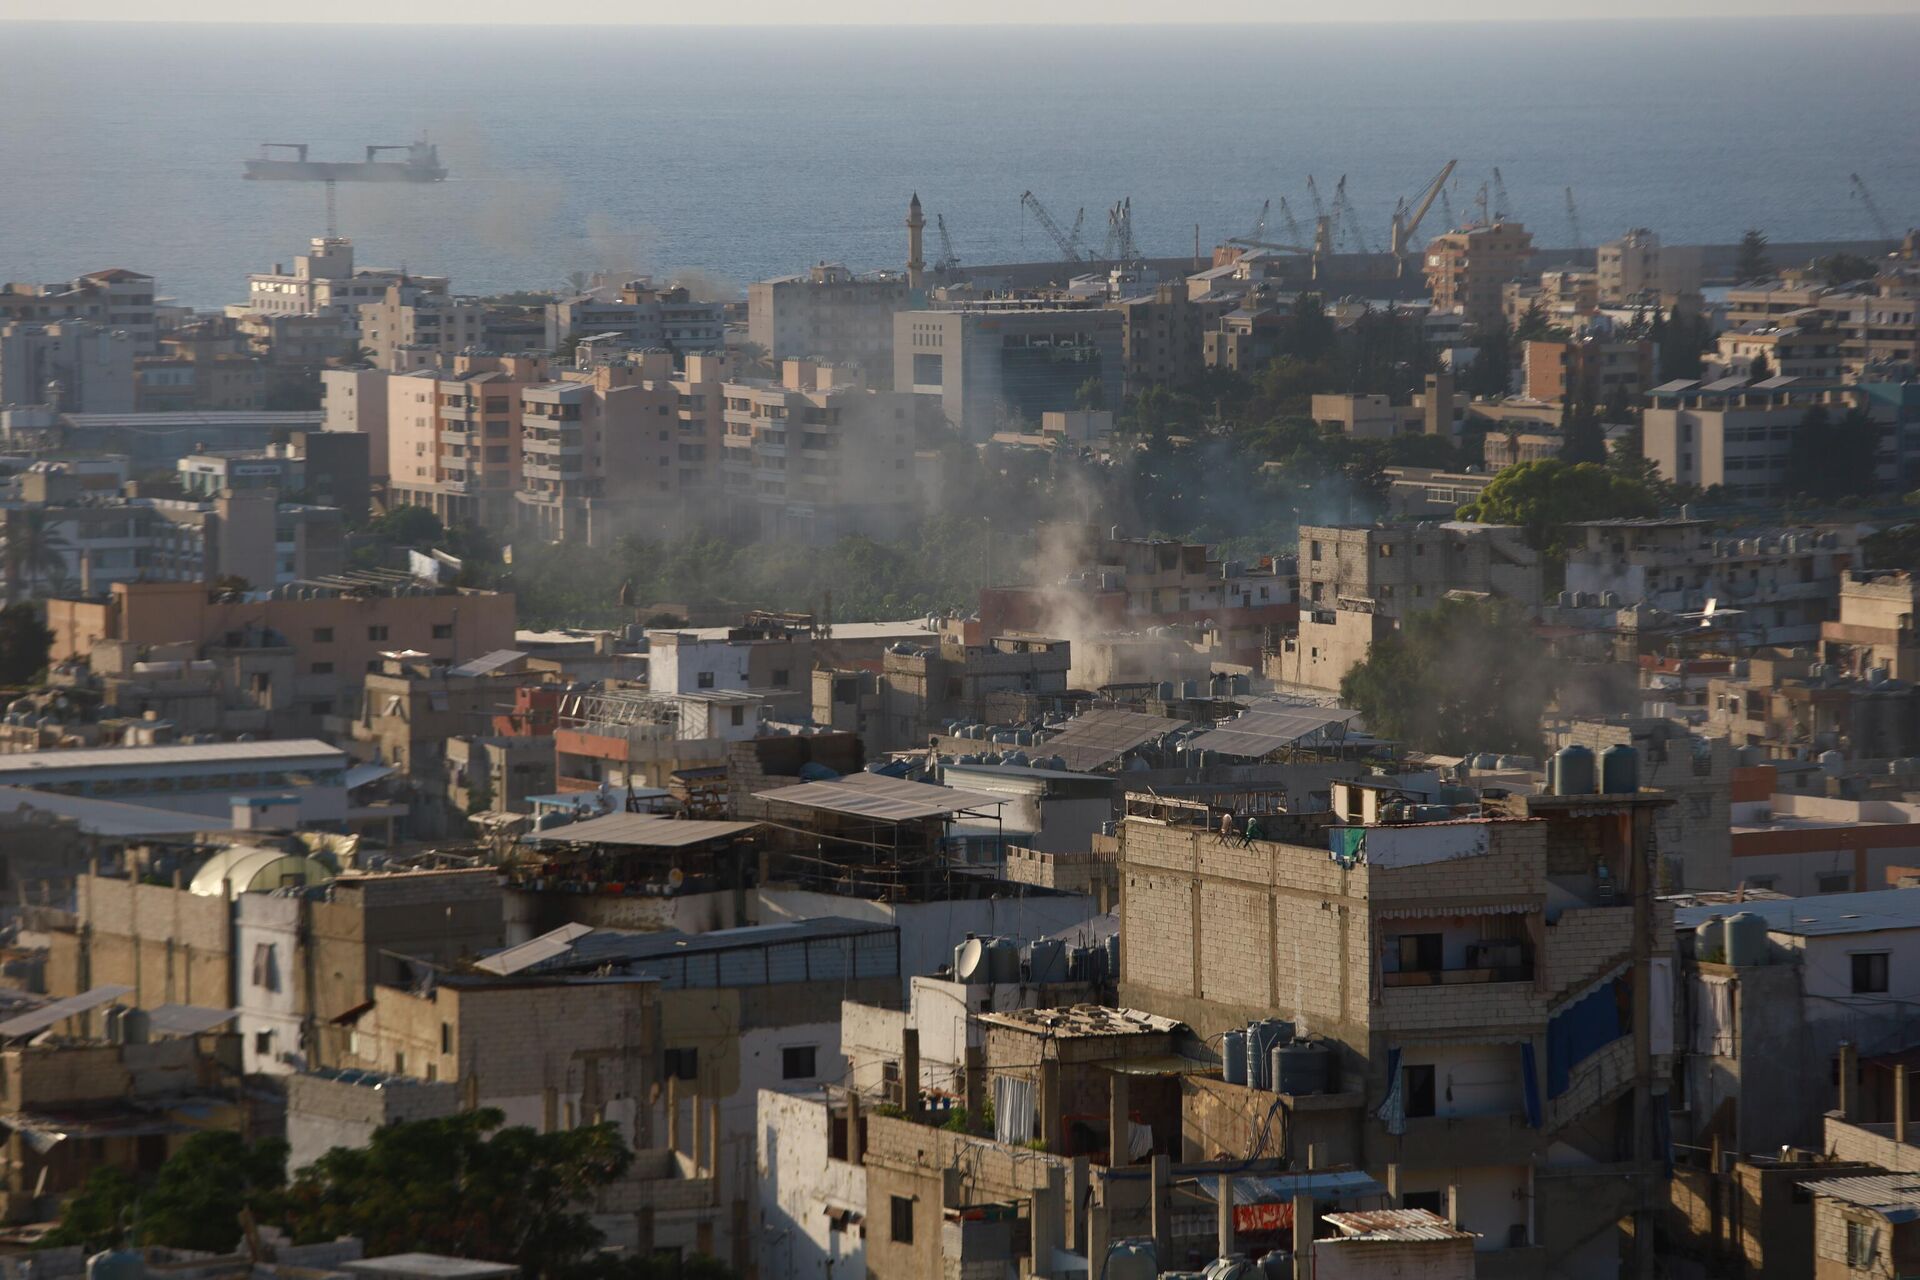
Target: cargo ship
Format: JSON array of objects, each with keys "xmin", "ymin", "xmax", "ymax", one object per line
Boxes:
[{"xmin": 243, "ymin": 140, "xmax": 447, "ymax": 182}]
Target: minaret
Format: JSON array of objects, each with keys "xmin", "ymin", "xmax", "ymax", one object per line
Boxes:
[{"xmin": 906, "ymin": 193, "xmax": 926, "ymax": 290}]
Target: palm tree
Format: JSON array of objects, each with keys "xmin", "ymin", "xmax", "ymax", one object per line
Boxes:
[{"xmin": 0, "ymin": 511, "xmax": 73, "ymax": 603}]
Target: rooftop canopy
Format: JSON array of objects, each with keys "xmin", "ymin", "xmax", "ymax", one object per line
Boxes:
[{"xmin": 754, "ymin": 771, "xmax": 1004, "ymax": 823}]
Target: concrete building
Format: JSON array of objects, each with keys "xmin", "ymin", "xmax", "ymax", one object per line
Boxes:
[
  {"xmin": 866, "ymin": 632, "xmax": 1072, "ymax": 754},
  {"xmin": 321, "ymin": 368, "xmax": 392, "ymax": 481},
  {"xmin": 544, "ymin": 279, "xmax": 725, "ymax": 354},
  {"xmin": 1728, "ymin": 766, "xmax": 1920, "ymax": 895},
  {"xmin": 1596, "ymin": 229, "xmax": 1702, "ymax": 305},
  {"xmin": 895, "ymin": 302, "xmax": 1123, "ymax": 439},
  {"xmin": 357, "ymin": 282, "xmax": 486, "ymax": 374},
  {"xmin": 1547, "ymin": 716, "xmax": 1732, "ymax": 892},
  {"xmin": 1564, "ymin": 519, "xmax": 1861, "ymax": 648},
  {"xmin": 0, "ymin": 739, "xmax": 351, "ymax": 825},
  {"xmin": 1108, "ymin": 284, "xmax": 1224, "ymax": 394},
  {"xmin": 176, "ymin": 432, "xmax": 370, "ymax": 521},
  {"xmin": 0, "ymin": 320, "xmax": 134, "ymax": 413},
  {"xmin": 1312, "ymin": 374, "xmax": 1459, "ymax": 440},
  {"xmin": 1116, "ymin": 784, "xmax": 1676, "ymax": 1277},
  {"xmin": 1642, "ymin": 378, "xmax": 1893, "ymax": 498},
  {"xmin": 1424, "ymin": 222, "xmax": 1535, "ymax": 331},
  {"xmin": 0, "ymin": 267, "xmax": 157, "ymax": 353},
  {"xmin": 1379, "ymin": 466, "xmax": 1496, "ymax": 519},
  {"xmin": 1706, "ymin": 648, "xmax": 1920, "ymax": 762},
  {"xmin": 45, "ymin": 574, "xmax": 517, "ymax": 728},
  {"xmin": 385, "ymin": 352, "xmax": 551, "ymax": 527},
  {"xmin": 748, "ymin": 262, "xmax": 911, "ymax": 387},
  {"xmin": 242, "ymin": 237, "xmax": 437, "ymax": 318},
  {"xmin": 286, "ymin": 1067, "xmax": 461, "ymax": 1173},
  {"xmin": 1707, "ymin": 318, "xmax": 1847, "ymax": 383},
  {"xmin": 1522, "ymin": 333, "xmax": 1654, "ymax": 406},
  {"xmin": 1824, "ymin": 570, "xmax": 1920, "ymax": 682}
]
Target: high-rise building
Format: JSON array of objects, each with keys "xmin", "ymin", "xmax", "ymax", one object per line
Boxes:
[
  {"xmin": 894, "ymin": 301, "xmax": 1123, "ymax": 439},
  {"xmin": 1423, "ymin": 221, "xmax": 1534, "ymax": 331},
  {"xmin": 385, "ymin": 352, "xmax": 550, "ymax": 526},
  {"xmin": 0, "ymin": 320, "xmax": 135, "ymax": 413}
]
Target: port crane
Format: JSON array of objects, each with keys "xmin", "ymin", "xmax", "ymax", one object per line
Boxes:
[
  {"xmin": 1851, "ymin": 174, "xmax": 1896, "ymax": 242},
  {"xmin": 1331, "ymin": 176, "xmax": 1372, "ymax": 254},
  {"xmin": 1387, "ymin": 159, "xmax": 1457, "ymax": 262},
  {"xmin": 934, "ymin": 214, "xmax": 960, "ymax": 273},
  {"xmin": 1277, "ymin": 197, "xmax": 1306, "ymax": 246},
  {"xmin": 1248, "ymin": 199, "xmax": 1270, "ymax": 244},
  {"xmin": 1020, "ymin": 191, "xmax": 1085, "ymax": 263},
  {"xmin": 1103, "ymin": 197, "xmax": 1143, "ymax": 265},
  {"xmin": 1491, "ymin": 167, "xmax": 1514, "ymax": 223}
]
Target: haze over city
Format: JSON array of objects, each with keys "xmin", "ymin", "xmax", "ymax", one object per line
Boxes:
[{"xmin": 0, "ymin": 6, "xmax": 1917, "ymax": 1280}]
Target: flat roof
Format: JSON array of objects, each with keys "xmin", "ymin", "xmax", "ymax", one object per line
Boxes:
[
  {"xmin": 977, "ymin": 1004, "xmax": 1181, "ymax": 1038},
  {"xmin": 1186, "ymin": 703, "xmax": 1359, "ymax": 759},
  {"xmin": 755, "ymin": 771, "xmax": 1005, "ymax": 822},
  {"xmin": 1043, "ymin": 709, "xmax": 1191, "ymax": 771},
  {"xmin": 522, "ymin": 812, "xmax": 760, "ymax": 848},
  {"xmin": 344, "ymin": 1257, "xmax": 520, "ymax": 1280},
  {"xmin": 0, "ymin": 739, "xmax": 343, "ymax": 783},
  {"xmin": 0, "ymin": 785, "xmax": 235, "ymax": 837},
  {"xmin": 1674, "ymin": 888, "xmax": 1920, "ymax": 937}
]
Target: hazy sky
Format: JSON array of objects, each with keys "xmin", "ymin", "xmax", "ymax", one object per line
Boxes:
[{"xmin": 2, "ymin": 0, "xmax": 1914, "ymax": 21}]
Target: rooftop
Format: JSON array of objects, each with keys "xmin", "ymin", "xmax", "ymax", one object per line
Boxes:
[
  {"xmin": 1673, "ymin": 888, "xmax": 1920, "ymax": 938},
  {"xmin": 1798, "ymin": 1174, "xmax": 1920, "ymax": 1223},
  {"xmin": 1323, "ymin": 1208, "xmax": 1478, "ymax": 1243},
  {"xmin": 976, "ymin": 1004, "xmax": 1181, "ymax": 1038},
  {"xmin": 0, "ymin": 738, "xmax": 342, "ymax": 779}
]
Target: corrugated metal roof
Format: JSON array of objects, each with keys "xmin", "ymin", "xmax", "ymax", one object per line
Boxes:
[
  {"xmin": 755, "ymin": 772, "xmax": 1004, "ymax": 822},
  {"xmin": 0, "ymin": 785, "xmax": 234, "ymax": 836},
  {"xmin": 1801, "ymin": 1174, "xmax": 1920, "ymax": 1222},
  {"xmin": 523, "ymin": 812, "xmax": 760, "ymax": 847},
  {"xmin": 145, "ymin": 1004, "xmax": 237, "ymax": 1036},
  {"xmin": 976, "ymin": 1005, "xmax": 1181, "ymax": 1038},
  {"xmin": 1323, "ymin": 1208, "xmax": 1478, "ymax": 1242},
  {"xmin": 0, "ymin": 985, "xmax": 133, "ymax": 1038},
  {"xmin": 0, "ymin": 738, "xmax": 342, "ymax": 778},
  {"xmin": 1042, "ymin": 709, "xmax": 1191, "ymax": 771},
  {"xmin": 446, "ymin": 649, "xmax": 527, "ymax": 678},
  {"xmin": 1674, "ymin": 888, "xmax": 1920, "ymax": 937},
  {"xmin": 1186, "ymin": 704, "xmax": 1359, "ymax": 758}
]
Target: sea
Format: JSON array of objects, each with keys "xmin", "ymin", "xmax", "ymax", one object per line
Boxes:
[{"xmin": 2, "ymin": 17, "xmax": 1918, "ymax": 310}]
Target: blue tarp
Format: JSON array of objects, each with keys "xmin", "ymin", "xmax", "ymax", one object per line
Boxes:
[{"xmin": 1546, "ymin": 977, "xmax": 1629, "ymax": 1098}]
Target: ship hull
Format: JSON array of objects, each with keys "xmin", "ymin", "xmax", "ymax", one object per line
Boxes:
[{"xmin": 244, "ymin": 160, "xmax": 446, "ymax": 182}]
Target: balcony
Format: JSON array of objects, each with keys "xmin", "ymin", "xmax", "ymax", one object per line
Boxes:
[{"xmin": 1393, "ymin": 1111, "xmax": 1536, "ymax": 1167}]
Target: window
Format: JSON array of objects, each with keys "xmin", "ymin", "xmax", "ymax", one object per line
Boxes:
[
  {"xmin": 1817, "ymin": 872, "xmax": 1852, "ymax": 894},
  {"xmin": 782, "ymin": 1045, "xmax": 818, "ymax": 1080},
  {"xmin": 696, "ymin": 671, "xmax": 715, "ymax": 689},
  {"xmin": 890, "ymin": 1195, "xmax": 914, "ymax": 1244},
  {"xmin": 311, "ymin": 661, "xmax": 334, "ymax": 675},
  {"xmin": 663, "ymin": 1047, "xmax": 699, "ymax": 1081},
  {"xmin": 313, "ymin": 627, "xmax": 334, "ymax": 643},
  {"xmin": 441, "ymin": 1022, "xmax": 452, "ymax": 1053},
  {"xmin": 432, "ymin": 623, "xmax": 454, "ymax": 639},
  {"xmin": 1403, "ymin": 1064, "xmax": 1437, "ymax": 1119},
  {"xmin": 251, "ymin": 942, "xmax": 278, "ymax": 991},
  {"xmin": 771, "ymin": 668, "xmax": 789, "ymax": 688},
  {"xmin": 731, "ymin": 706, "xmax": 745, "ymax": 727},
  {"xmin": 368, "ymin": 625, "xmax": 390, "ymax": 642},
  {"xmin": 1848, "ymin": 1220, "xmax": 1877, "ymax": 1268},
  {"xmin": 1378, "ymin": 543, "xmax": 1395, "ymax": 558},
  {"xmin": 1852, "ymin": 952, "xmax": 1890, "ymax": 995},
  {"xmin": 1396, "ymin": 933, "xmax": 1442, "ymax": 973},
  {"xmin": 1402, "ymin": 1190, "xmax": 1444, "ymax": 1216},
  {"xmin": 255, "ymin": 1031, "xmax": 272, "ymax": 1056}
]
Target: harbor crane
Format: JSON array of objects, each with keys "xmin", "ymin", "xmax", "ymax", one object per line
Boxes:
[
  {"xmin": 1491, "ymin": 167, "xmax": 1514, "ymax": 223},
  {"xmin": 934, "ymin": 214, "xmax": 960, "ymax": 273},
  {"xmin": 1248, "ymin": 199, "xmax": 1270, "ymax": 244},
  {"xmin": 1851, "ymin": 174, "xmax": 1896, "ymax": 242},
  {"xmin": 1103, "ymin": 197, "xmax": 1143, "ymax": 264},
  {"xmin": 1069, "ymin": 207, "xmax": 1088, "ymax": 258},
  {"xmin": 1020, "ymin": 191, "xmax": 1084, "ymax": 263},
  {"xmin": 1331, "ymin": 176, "xmax": 1373, "ymax": 254},
  {"xmin": 1387, "ymin": 158, "xmax": 1458, "ymax": 259},
  {"xmin": 1277, "ymin": 197, "xmax": 1306, "ymax": 246},
  {"xmin": 1564, "ymin": 187, "xmax": 1587, "ymax": 250}
]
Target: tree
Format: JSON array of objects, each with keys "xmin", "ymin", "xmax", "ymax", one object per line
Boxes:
[
  {"xmin": 1464, "ymin": 320, "xmax": 1514, "ymax": 399},
  {"xmin": 42, "ymin": 1131, "xmax": 290, "ymax": 1254},
  {"xmin": 0, "ymin": 603, "xmax": 51, "ymax": 685},
  {"xmin": 1513, "ymin": 298, "xmax": 1552, "ymax": 343},
  {"xmin": 1736, "ymin": 229, "xmax": 1772, "ymax": 282},
  {"xmin": 1657, "ymin": 305, "xmax": 1708, "ymax": 381},
  {"xmin": 1, "ymin": 511, "xmax": 73, "ymax": 602},
  {"xmin": 281, "ymin": 1108, "xmax": 632, "ymax": 1276},
  {"xmin": 1457, "ymin": 458, "xmax": 1661, "ymax": 552},
  {"xmin": 1818, "ymin": 252, "xmax": 1878, "ymax": 285},
  {"xmin": 1784, "ymin": 405, "xmax": 1881, "ymax": 503},
  {"xmin": 1073, "ymin": 376, "xmax": 1107, "ymax": 412},
  {"xmin": 1341, "ymin": 598, "xmax": 1557, "ymax": 756},
  {"xmin": 365, "ymin": 505, "xmax": 445, "ymax": 549},
  {"xmin": 1749, "ymin": 353, "xmax": 1771, "ymax": 383},
  {"xmin": 1560, "ymin": 397, "xmax": 1607, "ymax": 466}
]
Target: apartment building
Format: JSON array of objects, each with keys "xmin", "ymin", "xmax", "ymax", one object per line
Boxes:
[
  {"xmin": 748, "ymin": 263, "xmax": 910, "ymax": 384},
  {"xmin": 719, "ymin": 358, "xmax": 920, "ymax": 543},
  {"xmin": 1823, "ymin": 570, "xmax": 1920, "ymax": 681},
  {"xmin": 1724, "ymin": 272, "xmax": 1920, "ymax": 378},
  {"xmin": 895, "ymin": 302, "xmax": 1124, "ymax": 439},
  {"xmin": 1424, "ymin": 222, "xmax": 1534, "ymax": 331},
  {"xmin": 544, "ymin": 279, "xmax": 725, "ymax": 353},
  {"xmin": 1596, "ymin": 229, "xmax": 1701, "ymax": 305},
  {"xmin": 1, "ymin": 468, "xmax": 344, "ymax": 598},
  {"xmin": 357, "ymin": 281, "xmax": 486, "ymax": 373},
  {"xmin": 1565, "ymin": 518, "xmax": 1859, "ymax": 648},
  {"xmin": 867, "ymin": 632, "xmax": 1072, "ymax": 753},
  {"xmin": 1707, "ymin": 317, "xmax": 1846, "ymax": 383},
  {"xmin": 1642, "ymin": 378, "xmax": 1893, "ymax": 498},
  {"xmin": 1107, "ymin": 283, "xmax": 1224, "ymax": 394},
  {"xmin": 386, "ymin": 351, "xmax": 550, "ymax": 527},
  {"xmin": 1522, "ymin": 333, "xmax": 1653, "ymax": 405},
  {"xmin": 1115, "ymin": 782, "xmax": 1674, "ymax": 1277},
  {"xmin": 0, "ymin": 320, "xmax": 134, "ymax": 412},
  {"xmin": 44, "ymin": 574, "xmax": 516, "ymax": 727},
  {"xmin": 0, "ymin": 266, "xmax": 157, "ymax": 352},
  {"xmin": 1275, "ymin": 521, "xmax": 1542, "ymax": 690},
  {"xmin": 242, "ymin": 236, "xmax": 439, "ymax": 317},
  {"xmin": 320, "ymin": 367, "xmax": 392, "ymax": 480},
  {"xmin": 1312, "ymin": 373, "xmax": 1458, "ymax": 439},
  {"xmin": 1203, "ymin": 302, "xmax": 1290, "ymax": 373},
  {"xmin": 176, "ymin": 432, "xmax": 370, "ymax": 520},
  {"xmin": 1706, "ymin": 649, "xmax": 1920, "ymax": 761}
]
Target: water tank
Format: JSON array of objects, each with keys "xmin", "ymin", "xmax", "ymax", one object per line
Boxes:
[
  {"xmin": 1104, "ymin": 933, "xmax": 1121, "ymax": 979},
  {"xmin": 1104, "ymin": 1240, "xmax": 1158, "ymax": 1280},
  {"xmin": 1600, "ymin": 744, "xmax": 1640, "ymax": 794},
  {"xmin": 1182, "ymin": 680, "xmax": 1200, "ymax": 699},
  {"xmin": 1004, "ymin": 750, "xmax": 1031, "ymax": 768},
  {"xmin": 1273, "ymin": 1039, "xmax": 1331, "ymax": 1095},
  {"xmin": 953, "ymin": 937, "xmax": 990, "ymax": 982},
  {"xmin": 1694, "ymin": 916, "xmax": 1725, "ymax": 963},
  {"xmin": 1026, "ymin": 938, "xmax": 1068, "ymax": 983},
  {"xmin": 1245, "ymin": 1019, "xmax": 1294, "ymax": 1090},
  {"xmin": 87, "ymin": 1253, "xmax": 147, "ymax": 1280},
  {"xmin": 1551, "ymin": 745, "xmax": 1597, "ymax": 796},
  {"xmin": 1222, "ymin": 1029, "xmax": 1249, "ymax": 1086},
  {"xmin": 985, "ymin": 936, "xmax": 1022, "ymax": 983},
  {"xmin": 1203, "ymin": 1257, "xmax": 1257, "ymax": 1280},
  {"xmin": 1157, "ymin": 682, "xmax": 1175, "ymax": 700},
  {"xmin": 1725, "ymin": 912, "xmax": 1769, "ymax": 967}
]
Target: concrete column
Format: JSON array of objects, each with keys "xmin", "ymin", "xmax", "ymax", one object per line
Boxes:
[
  {"xmin": 1839, "ymin": 1041, "xmax": 1858, "ymax": 1120},
  {"xmin": 1150, "ymin": 1153, "xmax": 1171, "ymax": 1260},
  {"xmin": 965, "ymin": 1043, "xmax": 986, "ymax": 1133},
  {"xmin": 708, "ymin": 1099, "xmax": 721, "ymax": 1179},
  {"xmin": 1446, "ymin": 1183, "xmax": 1460, "ymax": 1227},
  {"xmin": 1385, "ymin": 1163, "xmax": 1400, "ymax": 1205},
  {"xmin": 1031, "ymin": 1164, "xmax": 1064, "ymax": 1279},
  {"xmin": 1898, "ymin": 1064, "xmax": 1910, "ymax": 1144},
  {"xmin": 903, "ymin": 1027, "xmax": 922, "ymax": 1118},
  {"xmin": 1108, "ymin": 1070, "xmax": 1131, "ymax": 1166},
  {"xmin": 666, "ymin": 1075, "xmax": 680, "ymax": 1153},
  {"xmin": 1291, "ymin": 1195, "xmax": 1314, "ymax": 1280},
  {"xmin": 1216, "ymin": 1172, "xmax": 1235, "ymax": 1260},
  {"xmin": 1040, "ymin": 1058, "xmax": 1061, "ymax": 1152},
  {"xmin": 1087, "ymin": 1189, "xmax": 1111, "ymax": 1280},
  {"xmin": 638, "ymin": 1205, "xmax": 655, "ymax": 1255},
  {"xmin": 692, "ymin": 1090, "xmax": 706, "ymax": 1170},
  {"xmin": 848, "ymin": 1089, "xmax": 864, "ymax": 1165},
  {"xmin": 1069, "ymin": 1156, "xmax": 1089, "ymax": 1252}
]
